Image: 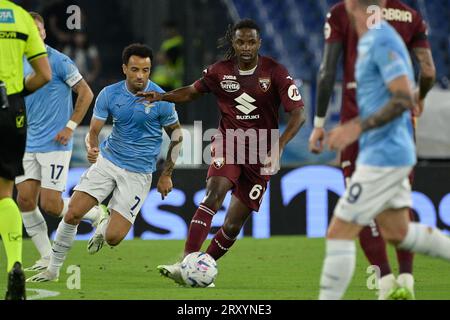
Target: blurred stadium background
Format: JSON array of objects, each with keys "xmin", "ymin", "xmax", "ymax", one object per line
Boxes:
[{"xmin": 10, "ymin": 0, "xmax": 450, "ymax": 240}]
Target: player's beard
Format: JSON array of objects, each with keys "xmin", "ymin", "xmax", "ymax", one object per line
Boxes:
[{"xmin": 129, "ymin": 79, "xmax": 147, "ymax": 94}]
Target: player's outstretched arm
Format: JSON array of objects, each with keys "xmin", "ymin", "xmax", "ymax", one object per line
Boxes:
[
  {"xmin": 137, "ymin": 84, "xmax": 203, "ymax": 104},
  {"xmin": 413, "ymin": 47, "xmax": 436, "ymax": 116},
  {"xmin": 158, "ymin": 122, "xmax": 183, "ymax": 200},
  {"xmin": 309, "ymin": 42, "xmax": 342, "ymax": 154},
  {"xmin": 85, "ymin": 117, "xmax": 105, "ymax": 164},
  {"xmin": 55, "ymin": 79, "xmax": 94, "ymax": 145}
]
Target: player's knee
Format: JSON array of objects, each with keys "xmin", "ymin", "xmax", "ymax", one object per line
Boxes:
[
  {"xmin": 64, "ymin": 210, "xmax": 82, "ymax": 225},
  {"xmin": 16, "ymin": 193, "xmax": 37, "ymax": 212},
  {"xmin": 203, "ymin": 190, "xmax": 226, "ymax": 211},
  {"xmin": 382, "ymin": 228, "xmax": 407, "ymax": 246},
  {"xmin": 105, "ymin": 233, "xmax": 123, "ymax": 247}
]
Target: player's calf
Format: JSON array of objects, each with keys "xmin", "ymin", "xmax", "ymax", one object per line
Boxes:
[
  {"xmin": 104, "ymin": 210, "xmax": 132, "ymax": 247},
  {"xmin": 105, "ymin": 232, "xmax": 124, "ymax": 247},
  {"xmin": 40, "ymin": 199, "xmax": 63, "ymax": 218}
]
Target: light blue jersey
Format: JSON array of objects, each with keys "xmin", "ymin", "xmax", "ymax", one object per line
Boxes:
[
  {"xmin": 94, "ymin": 80, "xmax": 178, "ymax": 174},
  {"xmin": 355, "ymin": 21, "xmax": 416, "ymax": 167},
  {"xmin": 24, "ymin": 45, "xmax": 82, "ymax": 153}
]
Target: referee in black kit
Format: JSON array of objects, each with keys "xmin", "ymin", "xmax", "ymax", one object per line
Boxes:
[{"xmin": 0, "ymin": 0, "xmax": 51, "ymax": 300}]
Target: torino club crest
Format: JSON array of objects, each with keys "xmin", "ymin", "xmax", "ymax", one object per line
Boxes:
[
  {"xmin": 259, "ymin": 78, "xmax": 271, "ymax": 92},
  {"xmin": 212, "ymin": 157, "xmax": 225, "ymax": 169}
]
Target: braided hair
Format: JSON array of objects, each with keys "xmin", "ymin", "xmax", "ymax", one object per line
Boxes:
[{"xmin": 217, "ymin": 19, "xmax": 261, "ymax": 60}]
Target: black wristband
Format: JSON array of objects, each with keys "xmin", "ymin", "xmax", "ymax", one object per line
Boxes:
[{"xmin": 21, "ymin": 79, "xmax": 32, "ymax": 97}]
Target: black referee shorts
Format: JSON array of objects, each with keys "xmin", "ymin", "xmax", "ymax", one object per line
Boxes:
[{"xmin": 0, "ymin": 93, "xmax": 27, "ymax": 180}]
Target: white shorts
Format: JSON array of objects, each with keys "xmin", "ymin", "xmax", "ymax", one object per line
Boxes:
[
  {"xmin": 334, "ymin": 165, "xmax": 413, "ymax": 226},
  {"xmin": 74, "ymin": 155, "xmax": 152, "ymax": 224},
  {"xmin": 15, "ymin": 151, "xmax": 72, "ymax": 192}
]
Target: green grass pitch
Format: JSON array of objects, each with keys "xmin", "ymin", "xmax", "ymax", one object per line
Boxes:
[{"xmin": 1, "ymin": 237, "xmax": 449, "ymax": 300}]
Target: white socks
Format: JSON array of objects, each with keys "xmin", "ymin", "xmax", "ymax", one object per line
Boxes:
[
  {"xmin": 60, "ymin": 198, "xmax": 70, "ymax": 218},
  {"xmin": 47, "ymin": 220, "xmax": 78, "ymax": 276},
  {"xmin": 399, "ymin": 223, "xmax": 450, "ymax": 260},
  {"xmin": 378, "ymin": 274, "xmax": 397, "ymax": 300},
  {"xmin": 22, "ymin": 207, "xmax": 52, "ymax": 258},
  {"xmin": 319, "ymin": 239, "xmax": 356, "ymax": 300}
]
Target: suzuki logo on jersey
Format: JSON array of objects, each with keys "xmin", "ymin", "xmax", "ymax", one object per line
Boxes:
[
  {"xmin": 288, "ymin": 85, "xmax": 302, "ymax": 102},
  {"xmin": 235, "ymin": 93, "xmax": 260, "ymax": 120},
  {"xmin": 221, "ymin": 80, "xmax": 240, "ymax": 93}
]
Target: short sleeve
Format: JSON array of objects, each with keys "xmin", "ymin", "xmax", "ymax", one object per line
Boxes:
[
  {"xmin": 408, "ymin": 13, "xmax": 430, "ymax": 49},
  {"xmin": 158, "ymin": 102, "xmax": 179, "ymax": 127},
  {"xmin": 193, "ymin": 67, "xmax": 214, "ymax": 94},
  {"xmin": 93, "ymin": 88, "xmax": 109, "ymax": 121},
  {"xmin": 23, "ymin": 11, "xmax": 47, "ymax": 62},
  {"xmin": 56, "ymin": 55, "xmax": 83, "ymax": 87},
  {"xmin": 273, "ymin": 64, "xmax": 304, "ymax": 112},
  {"xmin": 373, "ymin": 40, "xmax": 409, "ymax": 85},
  {"xmin": 324, "ymin": 6, "xmax": 345, "ymax": 43}
]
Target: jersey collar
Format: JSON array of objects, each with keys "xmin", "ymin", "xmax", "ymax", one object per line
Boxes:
[
  {"xmin": 124, "ymin": 80, "xmax": 150, "ymax": 96},
  {"xmin": 235, "ymin": 55, "xmax": 261, "ymax": 76}
]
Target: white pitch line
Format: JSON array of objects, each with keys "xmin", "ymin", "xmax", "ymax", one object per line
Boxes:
[{"xmin": 26, "ymin": 288, "xmax": 60, "ymax": 300}]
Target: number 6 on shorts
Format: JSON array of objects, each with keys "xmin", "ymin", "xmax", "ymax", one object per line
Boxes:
[{"xmin": 249, "ymin": 184, "xmax": 265, "ymax": 204}]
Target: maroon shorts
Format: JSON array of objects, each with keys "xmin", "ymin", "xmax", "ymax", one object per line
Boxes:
[{"xmin": 207, "ymin": 162, "xmax": 269, "ymax": 212}]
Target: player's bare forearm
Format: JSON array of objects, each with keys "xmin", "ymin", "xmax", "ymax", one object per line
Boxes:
[
  {"xmin": 87, "ymin": 118, "xmax": 105, "ymax": 149},
  {"xmin": 413, "ymin": 48, "xmax": 436, "ymax": 99},
  {"xmin": 161, "ymin": 85, "xmax": 203, "ymax": 104},
  {"xmin": 137, "ymin": 85, "xmax": 203, "ymax": 104},
  {"xmin": 360, "ymin": 91, "xmax": 414, "ymax": 132},
  {"xmin": 279, "ymin": 108, "xmax": 306, "ymax": 150},
  {"xmin": 71, "ymin": 79, "xmax": 94, "ymax": 124},
  {"xmin": 316, "ymin": 42, "xmax": 342, "ymax": 118},
  {"xmin": 162, "ymin": 122, "xmax": 183, "ymax": 177}
]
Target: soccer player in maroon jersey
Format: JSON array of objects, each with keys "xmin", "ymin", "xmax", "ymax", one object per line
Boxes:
[
  {"xmin": 309, "ymin": 0, "xmax": 435, "ymax": 299},
  {"xmin": 138, "ymin": 19, "xmax": 306, "ymax": 286}
]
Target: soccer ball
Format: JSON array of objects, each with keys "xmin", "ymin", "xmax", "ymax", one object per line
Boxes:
[{"xmin": 180, "ymin": 252, "xmax": 218, "ymax": 287}]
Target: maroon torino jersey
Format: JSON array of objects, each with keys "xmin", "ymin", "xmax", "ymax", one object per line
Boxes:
[
  {"xmin": 325, "ymin": 0, "xmax": 430, "ymax": 123},
  {"xmin": 194, "ymin": 55, "xmax": 304, "ymax": 133}
]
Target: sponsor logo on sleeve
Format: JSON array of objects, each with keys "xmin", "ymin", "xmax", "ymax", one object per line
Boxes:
[{"xmin": 288, "ymin": 85, "xmax": 302, "ymax": 102}]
